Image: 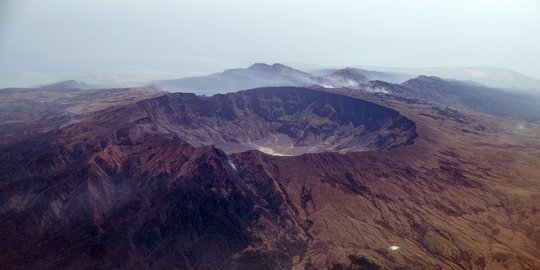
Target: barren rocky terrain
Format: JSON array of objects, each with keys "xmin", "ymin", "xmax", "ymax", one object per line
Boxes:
[
  {"xmin": 0, "ymin": 86, "xmax": 163, "ymax": 145},
  {"xmin": 0, "ymin": 84, "xmax": 539, "ymax": 269}
]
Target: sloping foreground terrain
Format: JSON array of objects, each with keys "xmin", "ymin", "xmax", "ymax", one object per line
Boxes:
[
  {"xmin": 1, "ymin": 87, "xmax": 539, "ymax": 269},
  {"xmin": 0, "ymin": 86, "xmax": 162, "ymax": 145}
]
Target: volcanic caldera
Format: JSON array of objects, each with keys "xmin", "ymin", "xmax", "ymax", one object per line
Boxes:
[{"xmin": 121, "ymin": 87, "xmax": 418, "ymax": 155}]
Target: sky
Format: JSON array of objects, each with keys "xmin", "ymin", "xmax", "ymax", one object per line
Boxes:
[{"xmin": 0, "ymin": 0, "xmax": 539, "ymax": 88}]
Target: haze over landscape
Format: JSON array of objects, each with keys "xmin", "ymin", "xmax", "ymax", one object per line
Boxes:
[
  {"xmin": 1, "ymin": 0, "xmax": 539, "ymax": 88},
  {"xmin": 1, "ymin": 1, "xmax": 540, "ymax": 270}
]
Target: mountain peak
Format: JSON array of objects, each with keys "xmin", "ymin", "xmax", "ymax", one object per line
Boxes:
[
  {"xmin": 248, "ymin": 63, "xmax": 295, "ymax": 72},
  {"xmin": 402, "ymin": 75, "xmax": 445, "ymax": 85},
  {"xmin": 248, "ymin": 63, "xmax": 272, "ymax": 69},
  {"xmin": 271, "ymin": 63, "xmax": 290, "ymax": 69},
  {"xmin": 414, "ymin": 75, "xmax": 442, "ymax": 80},
  {"xmin": 40, "ymin": 80, "xmax": 91, "ymax": 90},
  {"xmin": 330, "ymin": 68, "xmax": 368, "ymax": 79}
]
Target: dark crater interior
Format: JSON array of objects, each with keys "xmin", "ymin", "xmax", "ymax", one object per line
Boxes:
[{"xmin": 135, "ymin": 87, "xmax": 418, "ymax": 155}]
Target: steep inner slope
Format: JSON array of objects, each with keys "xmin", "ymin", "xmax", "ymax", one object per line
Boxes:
[{"xmin": 132, "ymin": 87, "xmax": 417, "ymax": 155}]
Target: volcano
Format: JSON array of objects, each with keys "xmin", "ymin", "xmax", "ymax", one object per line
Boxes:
[{"xmin": 1, "ymin": 86, "xmax": 540, "ymax": 269}]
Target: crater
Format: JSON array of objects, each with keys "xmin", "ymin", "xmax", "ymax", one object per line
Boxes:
[{"xmin": 137, "ymin": 87, "xmax": 418, "ymax": 155}]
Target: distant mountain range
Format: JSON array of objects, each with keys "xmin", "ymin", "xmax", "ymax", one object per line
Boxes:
[
  {"xmin": 292, "ymin": 63, "xmax": 540, "ymax": 92},
  {"xmin": 367, "ymin": 76, "xmax": 540, "ymax": 120},
  {"xmin": 152, "ymin": 63, "xmax": 414, "ymax": 94},
  {"xmin": 363, "ymin": 66, "xmax": 540, "ymax": 92},
  {"xmin": 154, "ymin": 63, "xmax": 317, "ymax": 94},
  {"xmin": 21, "ymin": 63, "xmax": 540, "ymax": 95},
  {"xmin": 152, "ymin": 63, "xmax": 540, "ymax": 94}
]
